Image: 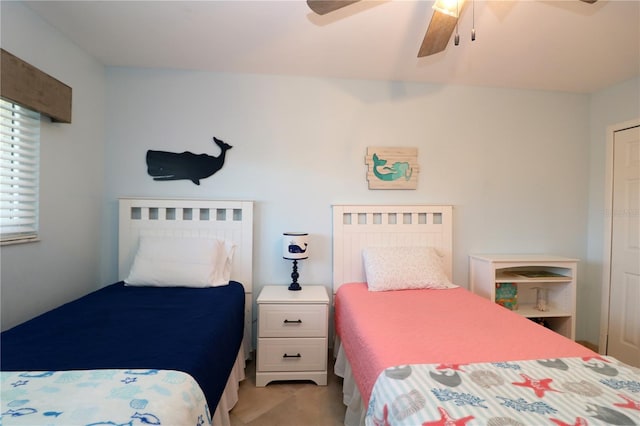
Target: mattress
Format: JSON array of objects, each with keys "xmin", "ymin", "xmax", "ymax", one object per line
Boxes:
[
  {"xmin": 334, "ymin": 282, "xmax": 597, "ymax": 405},
  {"xmin": 1, "ymin": 281, "xmax": 245, "ymax": 410}
]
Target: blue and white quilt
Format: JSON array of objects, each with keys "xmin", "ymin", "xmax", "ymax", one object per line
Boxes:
[
  {"xmin": 1, "ymin": 369, "xmax": 211, "ymax": 426},
  {"xmin": 365, "ymin": 356, "xmax": 640, "ymax": 426}
]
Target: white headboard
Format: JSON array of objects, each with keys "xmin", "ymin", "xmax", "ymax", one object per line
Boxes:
[
  {"xmin": 332, "ymin": 204, "xmax": 453, "ymax": 293},
  {"xmin": 118, "ymin": 198, "xmax": 254, "ymax": 351}
]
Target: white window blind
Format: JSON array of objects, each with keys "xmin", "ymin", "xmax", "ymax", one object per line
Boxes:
[{"xmin": 0, "ymin": 98, "xmax": 40, "ymax": 243}]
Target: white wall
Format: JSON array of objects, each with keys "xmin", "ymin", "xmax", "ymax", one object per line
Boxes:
[
  {"xmin": 3, "ymin": 1, "xmax": 637, "ymax": 347},
  {"xmin": 0, "ymin": 1, "xmax": 106, "ymax": 330},
  {"xmin": 102, "ymin": 68, "xmax": 593, "ymax": 340}
]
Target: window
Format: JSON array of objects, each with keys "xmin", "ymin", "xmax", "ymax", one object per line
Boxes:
[{"xmin": 0, "ymin": 98, "xmax": 40, "ymax": 244}]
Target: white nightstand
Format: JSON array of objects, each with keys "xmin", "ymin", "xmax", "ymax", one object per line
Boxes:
[
  {"xmin": 469, "ymin": 254, "xmax": 578, "ymax": 340},
  {"xmin": 256, "ymin": 285, "xmax": 329, "ymax": 387}
]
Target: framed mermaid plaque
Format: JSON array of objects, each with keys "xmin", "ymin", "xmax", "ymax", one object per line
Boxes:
[{"xmin": 365, "ymin": 147, "xmax": 419, "ymax": 189}]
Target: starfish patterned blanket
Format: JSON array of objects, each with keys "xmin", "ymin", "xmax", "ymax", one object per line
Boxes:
[
  {"xmin": 0, "ymin": 369, "xmax": 210, "ymax": 425},
  {"xmin": 365, "ymin": 356, "xmax": 640, "ymax": 426}
]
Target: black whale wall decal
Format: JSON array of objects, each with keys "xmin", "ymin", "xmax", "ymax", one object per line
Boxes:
[{"xmin": 146, "ymin": 137, "xmax": 232, "ymax": 185}]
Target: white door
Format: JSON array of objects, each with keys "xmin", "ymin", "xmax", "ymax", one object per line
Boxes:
[{"xmin": 607, "ymin": 125, "xmax": 640, "ymax": 367}]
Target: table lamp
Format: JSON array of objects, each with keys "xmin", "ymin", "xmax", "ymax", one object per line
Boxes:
[{"xmin": 283, "ymin": 232, "xmax": 309, "ymax": 291}]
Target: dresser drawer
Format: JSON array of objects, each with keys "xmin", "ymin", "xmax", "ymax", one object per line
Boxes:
[
  {"xmin": 258, "ymin": 304, "xmax": 327, "ymax": 338},
  {"xmin": 258, "ymin": 338, "xmax": 327, "ymax": 372}
]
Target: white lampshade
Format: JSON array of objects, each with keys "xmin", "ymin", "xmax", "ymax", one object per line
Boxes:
[{"xmin": 283, "ymin": 232, "xmax": 309, "ymax": 260}]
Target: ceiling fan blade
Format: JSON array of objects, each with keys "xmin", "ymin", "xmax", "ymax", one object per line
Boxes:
[
  {"xmin": 417, "ymin": 9, "xmax": 459, "ymax": 57},
  {"xmin": 307, "ymin": 0, "xmax": 360, "ymax": 15}
]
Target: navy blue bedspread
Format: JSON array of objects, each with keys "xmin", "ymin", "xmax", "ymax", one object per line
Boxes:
[{"xmin": 0, "ymin": 281, "xmax": 245, "ymax": 409}]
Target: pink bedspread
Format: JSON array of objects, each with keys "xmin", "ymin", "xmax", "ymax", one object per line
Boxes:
[{"xmin": 334, "ymin": 283, "xmax": 597, "ymax": 405}]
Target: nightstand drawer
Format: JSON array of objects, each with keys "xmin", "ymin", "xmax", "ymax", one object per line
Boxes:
[
  {"xmin": 258, "ymin": 304, "xmax": 327, "ymax": 337},
  {"xmin": 258, "ymin": 338, "xmax": 327, "ymax": 372}
]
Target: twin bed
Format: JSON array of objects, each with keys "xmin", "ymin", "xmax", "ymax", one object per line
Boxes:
[
  {"xmin": 1, "ymin": 198, "xmax": 254, "ymax": 425},
  {"xmin": 332, "ymin": 205, "xmax": 639, "ymax": 426}
]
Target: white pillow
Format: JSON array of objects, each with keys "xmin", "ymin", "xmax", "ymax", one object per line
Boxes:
[
  {"xmin": 124, "ymin": 236, "xmax": 236, "ymax": 288},
  {"xmin": 362, "ymin": 246, "xmax": 457, "ymax": 291}
]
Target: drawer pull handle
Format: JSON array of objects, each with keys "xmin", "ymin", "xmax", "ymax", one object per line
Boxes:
[
  {"xmin": 283, "ymin": 319, "xmax": 302, "ymax": 324},
  {"xmin": 283, "ymin": 353, "xmax": 302, "ymax": 359}
]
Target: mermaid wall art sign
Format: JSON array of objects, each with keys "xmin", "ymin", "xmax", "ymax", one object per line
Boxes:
[{"xmin": 365, "ymin": 147, "xmax": 419, "ymax": 189}]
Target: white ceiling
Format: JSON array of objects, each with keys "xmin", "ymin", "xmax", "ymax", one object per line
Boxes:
[{"xmin": 23, "ymin": 0, "xmax": 640, "ymax": 93}]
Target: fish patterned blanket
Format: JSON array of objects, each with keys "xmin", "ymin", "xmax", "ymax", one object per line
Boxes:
[
  {"xmin": 0, "ymin": 369, "xmax": 210, "ymax": 426},
  {"xmin": 365, "ymin": 356, "xmax": 640, "ymax": 426}
]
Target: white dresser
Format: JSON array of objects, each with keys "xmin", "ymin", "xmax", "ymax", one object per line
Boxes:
[{"xmin": 256, "ymin": 285, "xmax": 329, "ymax": 387}]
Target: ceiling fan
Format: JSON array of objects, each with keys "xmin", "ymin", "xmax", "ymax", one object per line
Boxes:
[{"xmin": 307, "ymin": 0, "xmax": 598, "ymax": 58}]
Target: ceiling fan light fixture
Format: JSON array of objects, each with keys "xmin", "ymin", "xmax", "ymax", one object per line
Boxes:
[{"xmin": 432, "ymin": 0, "xmax": 464, "ymax": 18}]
